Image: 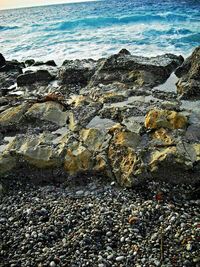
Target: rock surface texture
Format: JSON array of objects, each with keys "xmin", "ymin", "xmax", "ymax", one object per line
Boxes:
[{"xmin": 0, "ymin": 47, "xmax": 200, "ymax": 187}]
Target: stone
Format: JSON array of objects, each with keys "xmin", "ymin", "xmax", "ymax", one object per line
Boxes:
[
  {"xmin": 108, "ymin": 128, "xmax": 144, "ymax": 187},
  {"xmin": 0, "ymin": 53, "xmax": 6, "ymax": 68},
  {"xmin": 64, "ymin": 144, "xmax": 93, "ymax": 176},
  {"xmin": 176, "ymin": 46, "xmax": 200, "ymax": 99},
  {"xmin": 0, "ymin": 104, "xmax": 28, "ymax": 127},
  {"xmin": 116, "ymin": 256, "xmax": 125, "ymax": 261},
  {"xmin": 17, "ymin": 69, "xmax": 54, "ymax": 86},
  {"xmin": 89, "ymin": 51, "xmax": 183, "ymax": 88},
  {"xmin": 58, "ymin": 59, "xmax": 98, "ymax": 87},
  {"xmin": 25, "ymin": 101, "xmax": 68, "ymax": 127},
  {"xmin": 145, "ymin": 109, "xmax": 187, "ymax": 130}
]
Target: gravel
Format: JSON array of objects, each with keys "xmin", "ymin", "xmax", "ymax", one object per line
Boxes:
[{"xmin": 0, "ymin": 178, "xmax": 199, "ymax": 267}]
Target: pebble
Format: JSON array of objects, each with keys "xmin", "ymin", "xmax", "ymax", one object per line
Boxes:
[
  {"xmin": 116, "ymin": 256, "xmax": 125, "ymax": 261},
  {"xmin": 49, "ymin": 261, "xmax": 56, "ymax": 267},
  {"xmin": 0, "ymin": 180, "xmax": 199, "ymax": 267}
]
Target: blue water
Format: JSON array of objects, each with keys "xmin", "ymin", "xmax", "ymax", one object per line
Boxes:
[{"xmin": 0, "ymin": 0, "xmax": 200, "ymax": 64}]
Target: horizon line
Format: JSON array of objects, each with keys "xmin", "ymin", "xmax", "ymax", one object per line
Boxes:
[{"xmin": 0, "ymin": 0, "xmax": 100, "ymax": 11}]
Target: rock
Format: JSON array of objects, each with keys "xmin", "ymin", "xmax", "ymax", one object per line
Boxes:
[
  {"xmin": 68, "ymin": 99, "xmax": 103, "ymax": 131},
  {"xmin": 25, "ymin": 101, "xmax": 68, "ymax": 127},
  {"xmin": 145, "ymin": 109, "xmax": 187, "ymax": 130},
  {"xmin": 0, "ymin": 53, "xmax": 6, "ymax": 68},
  {"xmin": 176, "ymin": 46, "xmax": 200, "ymax": 99},
  {"xmin": 89, "ymin": 52, "xmax": 183, "ymax": 88},
  {"xmin": 116, "ymin": 256, "xmax": 125, "ymax": 261},
  {"xmin": 58, "ymin": 59, "xmax": 98, "ymax": 87},
  {"xmin": 25, "ymin": 59, "xmax": 35, "ymax": 67},
  {"xmin": 17, "ymin": 69, "xmax": 54, "ymax": 86},
  {"xmin": 0, "ymin": 60, "xmax": 23, "ymax": 88},
  {"xmin": 108, "ymin": 127, "xmax": 144, "ymax": 187},
  {"xmin": 0, "ymin": 104, "xmax": 29, "ymax": 127},
  {"xmin": 64, "ymin": 144, "xmax": 93, "ymax": 176},
  {"xmin": 149, "ymin": 143, "xmax": 200, "ymax": 184}
]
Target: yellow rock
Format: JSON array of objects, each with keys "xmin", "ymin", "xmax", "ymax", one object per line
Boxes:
[
  {"xmin": 108, "ymin": 129, "xmax": 142, "ymax": 187},
  {"xmin": 18, "ymin": 133, "xmax": 66, "ymax": 168},
  {"xmin": 193, "ymin": 144, "xmax": 200, "ymax": 161},
  {"xmin": 0, "ymin": 104, "xmax": 28, "ymax": 126},
  {"xmin": 145, "ymin": 109, "xmax": 187, "ymax": 130},
  {"xmin": 152, "ymin": 128, "xmax": 174, "ymax": 146},
  {"xmin": 149, "ymin": 147, "xmax": 177, "ymax": 172},
  {"xmin": 64, "ymin": 145, "xmax": 93, "ymax": 175},
  {"xmin": 80, "ymin": 128, "xmax": 111, "ymax": 151}
]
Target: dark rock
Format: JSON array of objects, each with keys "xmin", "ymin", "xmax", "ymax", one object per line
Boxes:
[
  {"xmin": 17, "ymin": 69, "xmax": 54, "ymax": 86},
  {"xmin": 0, "ymin": 60, "xmax": 23, "ymax": 88},
  {"xmin": 176, "ymin": 46, "xmax": 200, "ymax": 99},
  {"xmin": 89, "ymin": 51, "xmax": 183, "ymax": 88},
  {"xmin": 25, "ymin": 59, "xmax": 35, "ymax": 67},
  {"xmin": 0, "ymin": 53, "xmax": 6, "ymax": 68},
  {"xmin": 45, "ymin": 60, "xmax": 57, "ymax": 67},
  {"xmin": 58, "ymin": 59, "xmax": 98, "ymax": 87},
  {"xmin": 118, "ymin": 48, "xmax": 131, "ymax": 55}
]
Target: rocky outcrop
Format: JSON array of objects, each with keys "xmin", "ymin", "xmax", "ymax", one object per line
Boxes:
[
  {"xmin": 0, "ymin": 48, "xmax": 200, "ymax": 187},
  {"xmin": 175, "ymin": 46, "xmax": 200, "ymax": 99},
  {"xmin": 58, "ymin": 59, "xmax": 98, "ymax": 88},
  {"xmin": 89, "ymin": 52, "xmax": 183, "ymax": 88}
]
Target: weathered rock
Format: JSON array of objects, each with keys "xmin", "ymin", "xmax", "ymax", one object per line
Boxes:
[
  {"xmin": 90, "ymin": 51, "xmax": 183, "ymax": 88},
  {"xmin": 176, "ymin": 46, "xmax": 200, "ymax": 99},
  {"xmin": 0, "ymin": 53, "xmax": 6, "ymax": 68},
  {"xmin": 58, "ymin": 59, "xmax": 98, "ymax": 87},
  {"xmin": 108, "ymin": 126, "xmax": 143, "ymax": 187},
  {"xmin": 64, "ymin": 144, "xmax": 93, "ymax": 176},
  {"xmin": 25, "ymin": 101, "xmax": 68, "ymax": 127},
  {"xmin": 17, "ymin": 69, "xmax": 54, "ymax": 86},
  {"xmin": 68, "ymin": 99, "xmax": 103, "ymax": 131},
  {"xmin": 149, "ymin": 142, "xmax": 200, "ymax": 183},
  {"xmin": 145, "ymin": 109, "xmax": 188, "ymax": 130},
  {"xmin": 0, "ymin": 104, "xmax": 29, "ymax": 127}
]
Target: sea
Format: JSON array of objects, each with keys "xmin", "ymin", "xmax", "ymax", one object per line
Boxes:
[{"xmin": 0, "ymin": 0, "xmax": 200, "ymax": 64}]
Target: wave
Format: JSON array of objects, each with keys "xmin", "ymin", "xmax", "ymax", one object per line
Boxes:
[
  {"xmin": 0, "ymin": 25, "xmax": 19, "ymax": 31},
  {"xmin": 45, "ymin": 13, "xmax": 197, "ymax": 31},
  {"xmin": 174, "ymin": 33, "xmax": 200, "ymax": 43},
  {"xmin": 144, "ymin": 28, "xmax": 193, "ymax": 37}
]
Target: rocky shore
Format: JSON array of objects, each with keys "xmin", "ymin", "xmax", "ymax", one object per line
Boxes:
[{"xmin": 0, "ymin": 47, "xmax": 200, "ymax": 266}]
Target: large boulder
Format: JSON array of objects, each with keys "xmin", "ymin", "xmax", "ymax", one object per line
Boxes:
[
  {"xmin": 0, "ymin": 104, "xmax": 29, "ymax": 127},
  {"xmin": 58, "ymin": 59, "xmax": 98, "ymax": 87},
  {"xmin": 145, "ymin": 109, "xmax": 188, "ymax": 130},
  {"xmin": 17, "ymin": 69, "xmax": 54, "ymax": 86},
  {"xmin": 25, "ymin": 101, "xmax": 68, "ymax": 127},
  {"xmin": 175, "ymin": 46, "xmax": 200, "ymax": 99},
  {"xmin": 89, "ymin": 51, "xmax": 183, "ymax": 88},
  {"xmin": 149, "ymin": 142, "xmax": 200, "ymax": 184}
]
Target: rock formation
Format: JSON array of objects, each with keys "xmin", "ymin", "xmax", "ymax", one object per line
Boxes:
[{"xmin": 0, "ymin": 47, "xmax": 200, "ymax": 187}]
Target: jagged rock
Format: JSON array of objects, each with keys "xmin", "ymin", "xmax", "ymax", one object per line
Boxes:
[
  {"xmin": 0, "ymin": 60, "xmax": 23, "ymax": 89},
  {"xmin": 176, "ymin": 46, "xmax": 200, "ymax": 99},
  {"xmin": 122, "ymin": 116, "xmax": 145, "ymax": 134},
  {"xmin": 0, "ymin": 53, "xmax": 6, "ymax": 68},
  {"xmin": 145, "ymin": 109, "xmax": 188, "ymax": 130},
  {"xmin": 149, "ymin": 142, "xmax": 200, "ymax": 184},
  {"xmin": 68, "ymin": 99, "xmax": 103, "ymax": 131},
  {"xmin": 0, "ymin": 104, "xmax": 29, "ymax": 127},
  {"xmin": 17, "ymin": 69, "xmax": 54, "ymax": 86},
  {"xmin": 108, "ymin": 126, "xmax": 143, "ymax": 187},
  {"xmin": 58, "ymin": 59, "xmax": 98, "ymax": 87},
  {"xmin": 64, "ymin": 144, "xmax": 93, "ymax": 176},
  {"xmin": 25, "ymin": 101, "xmax": 68, "ymax": 127},
  {"xmin": 89, "ymin": 51, "xmax": 183, "ymax": 88},
  {"xmin": 25, "ymin": 59, "xmax": 35, "ymax": 67}
]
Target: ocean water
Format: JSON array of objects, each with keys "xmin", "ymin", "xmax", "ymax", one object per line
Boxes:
[{"xmin": 0, "ymin": 0, "xmax": 200, "ymax": 64}]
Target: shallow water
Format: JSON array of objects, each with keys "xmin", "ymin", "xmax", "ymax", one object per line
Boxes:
[{"xmin": 0, "ymin": 0, "xmax": 200, "ymax": 64}]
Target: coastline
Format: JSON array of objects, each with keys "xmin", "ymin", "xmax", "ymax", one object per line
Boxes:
[{"xmin": 0, "ymin": 46, "xmax": 200, "ymax": 266}]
